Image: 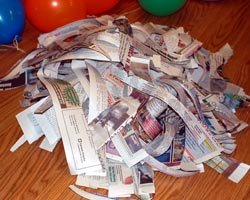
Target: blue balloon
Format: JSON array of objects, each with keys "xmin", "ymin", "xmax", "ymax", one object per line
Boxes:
[{"xmin": 0, "ymin": 0, "xmax": 25, "ymax": 44}]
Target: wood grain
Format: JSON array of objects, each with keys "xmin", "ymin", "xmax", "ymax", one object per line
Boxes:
[{"xmin": 1, "ymin": 0, "xmax": 250, "ymax": 199}]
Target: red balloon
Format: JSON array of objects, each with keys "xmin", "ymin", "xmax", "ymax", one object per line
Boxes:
[
  {"xmin": 24, "ymin": 0, "xmax": 86, "ymax": 32},
  {"xmin": 85, "ymin": 0, "xmax": 119, "ymax": 15}
]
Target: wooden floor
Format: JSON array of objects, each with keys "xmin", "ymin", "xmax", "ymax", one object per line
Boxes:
[{"xmin": 1, "ymin": 0, "xmax": 250, "ymax": 199}]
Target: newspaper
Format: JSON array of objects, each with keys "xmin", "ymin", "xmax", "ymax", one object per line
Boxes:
[
  {"xmin": 181, "ymin": 152, "xmax": 204, "ymax": 172},
  {"xmin": 0, "ymin": 73, "xmax": 26, "ymax": 91},
  {"xmin": 90, "ymin": 97, "xmax": 140, "ymax": 150},
  {"xmin": 136, "ymin": 163, "xmax": 155, "ymax": 195},
  {"xmin": 69, "ymin": 185, "xmax": 113, "ymax": 200},
  {"xmin": 72, "ymin": 60, "xmax": 112, "ymax": 123},
  {"xmin": 108, "ymin": 65, "xmax": 223, "ymax": 163},
  {"xmin": 205, "ymin": 154, "xmax": 250, "ymax": 183},
  {"xmin": 105, "ymin": 140, "xmax": 123, "ymax": 162},
  {"xmin": 111, "ymin": 118, "xmax": 148, "ymax": 167},
  {"xmin": 139, "ymin": 121, "xmax": 176, "ymax": 158},
  {"xmin": 119, "ymin": 32, "xmax": 134, "ymax": 72},
  {"xmin": 76, "ymin": 175, "xmax": 109, "ymax": 190},
  {"xmin": 203, "ymin": 94, "xmax": 248, "ymax": 133},
  {"xmin": 51, "ymin": 47, "xmax": 110, "ymax": 63},
  {"xmin": 37, "ymin": 69, "xmax": 102, "ymax": 175},
  {"xmin": 71, "ymin": 60, "xmax": 90, "ymax": 96},
  {"xmin": 87, "ymin": 64, "xmax": 110, "ymax": 123},
  {"xmin": 0, "ymin": 48, "xmax": 44, "ymax": 90},
  {"xmin": 95, "ymin": 32, "xmax": 120, "ymax": 62},
  {"xmin": 38, "ymin": 18, "xmax": 105, "ymax": 48},
  {"xmin": 43, "ymin": 62, "xmax": 61, "ymax": 79},
  {"xmin": 39, "ymin": 137, "xmax": 59, "ymax": 152},
  {"xmin": 107, "ymin": 160, "xmax": 135, "ymax": 198},
  {"xmin": 15, "ymin": 97, "xmax": 46, "ymax": 144},
  {"xmin": 144, "ymin": 155, "xmax": 197, "ymax": 177},
  {"xmin": 7, "ymin": 15, "xmax": 250, "ymax": 199},
  {"xmin": 10, "ymin": 135, "xmax": 27, "ymax": 152},
  {"xmin": 154, "ymin": 122, "xmax": 186, "ymax": 169},
  {"xmin": 34, "ymin": 103, "xmax": 61, "ymax": 145}
]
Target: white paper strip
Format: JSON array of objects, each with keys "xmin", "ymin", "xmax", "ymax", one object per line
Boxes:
[
  {"xmin": 10, "ymin": 135, "xmax": 26, "ymax": 152},
  {"xmin": 69, "ymin": 185, "xmax": 113, "ymax": 200},
  {"xmin": 228, "ymin": 163, "xmax": 250, "ymax": 183},
  {"xmin": 39, "ymin": 137, "xmax": 59, "ymax": 152}
]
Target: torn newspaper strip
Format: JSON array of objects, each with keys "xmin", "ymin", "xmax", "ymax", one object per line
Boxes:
[{"xmin": 37, "ymin": 69, "xmax": 102, "ymax": 175}]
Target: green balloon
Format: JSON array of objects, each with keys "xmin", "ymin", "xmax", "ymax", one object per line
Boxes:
[{"xmin": 139, "ymin": 0, "xmax": 186, "ymax": 16}]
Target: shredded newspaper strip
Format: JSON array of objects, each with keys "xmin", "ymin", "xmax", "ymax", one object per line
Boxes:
[{"xmin": 4, "ymin": 15, "xmax": 250, "ymax": 199}]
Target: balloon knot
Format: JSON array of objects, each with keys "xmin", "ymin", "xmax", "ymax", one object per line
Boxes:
[{"xmin": 0, "ymin": 35, "xmax": 25, "ymax": 53}]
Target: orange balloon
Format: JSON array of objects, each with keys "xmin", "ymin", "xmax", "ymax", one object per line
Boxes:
[
  {"xmin": 85, "ymin": 0, "xmax": 119, "ymax": 15},
  {"xmin": 24, "ymin": 0, "xmax": 86, "ymax": 32}
]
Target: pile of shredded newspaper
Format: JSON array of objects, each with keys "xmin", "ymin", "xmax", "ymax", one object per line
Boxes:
[{"xmin": 2, "ymin": 15, "xmax": 250, "ymax": 199}]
